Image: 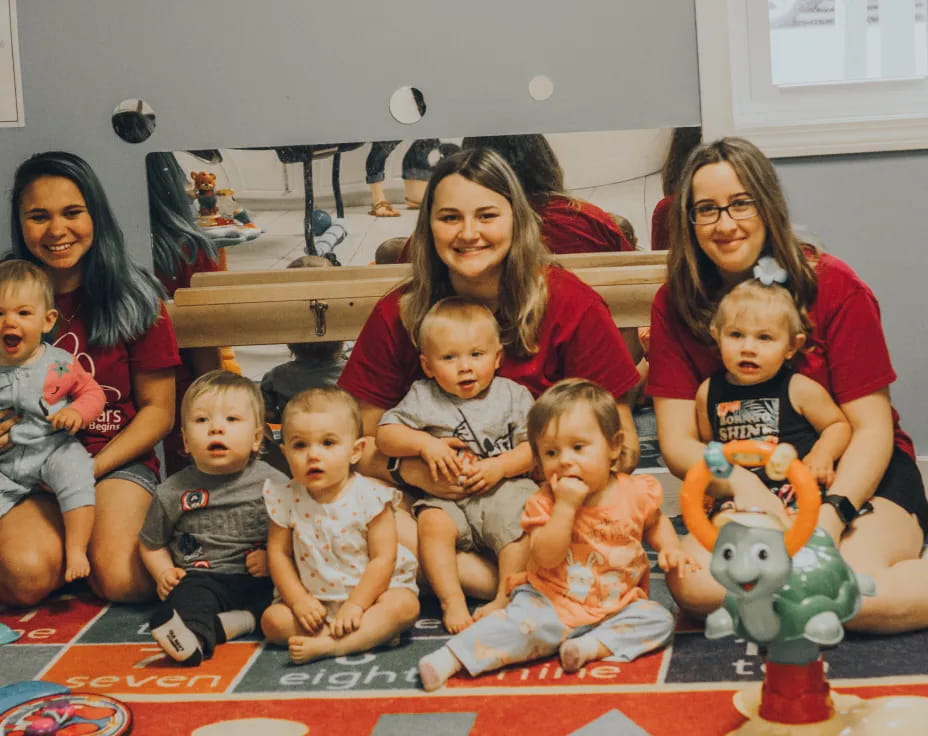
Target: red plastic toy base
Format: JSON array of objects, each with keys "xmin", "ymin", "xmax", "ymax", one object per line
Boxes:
[{"xmin": 759, "ymin": 658, "xmax": 833, "ymax": 724}]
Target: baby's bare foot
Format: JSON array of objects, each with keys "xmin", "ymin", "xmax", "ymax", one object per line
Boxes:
[
  {"xmin": 473, "ymin": 596, "xmax": 507, "ymax": 621},
  {"xmin": 288, "ymin": 635, "xmax": 332, "ymax": 664},
  {"xmin": 441, "ymin": 598, "xmax": 474, "ymax": 634},
  {"xmin": 65, "ymin": 549, "xmax": 90, "ymax": 583}
]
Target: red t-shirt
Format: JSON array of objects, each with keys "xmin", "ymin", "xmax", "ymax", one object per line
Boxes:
[
  {"xmin": 52, "ymin": 290, "xmax": 182, "ymax": 476},
  {"xmin": 537, "ymin": 196, "xmax": 634, "ymax": 254},
  {"xmin": 156, "ymin": 247, "xmax": 220, "ymax": 298},
  {"xmin": 650, "ymin": 195, "xmax": 672, "ymax": 252},
  {"xmin": 647, "ymin": 252, "xmax": 914, "ymax": 458},
  {"xmin": 338, "ymin": 266, "xmax": 640, "ymax": 408}
]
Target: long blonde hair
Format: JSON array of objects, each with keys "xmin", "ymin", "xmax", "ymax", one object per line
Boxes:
[
  {"xmin": 400, "ymin": 148, "xmax": 551, "ymax": 359},
  {"xmin": 667, "ymin": 137, "xmax": 817, "ymax": 341}
]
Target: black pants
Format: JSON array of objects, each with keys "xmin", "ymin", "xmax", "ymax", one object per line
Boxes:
[{"xmin": 151, "ymin": 571, "xmax": 273, "ymax": 659}]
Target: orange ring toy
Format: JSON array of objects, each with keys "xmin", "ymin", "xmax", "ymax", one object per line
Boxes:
[{"xmin": 680, "ymin": 440, "xmax": 821, "ymax": 556}]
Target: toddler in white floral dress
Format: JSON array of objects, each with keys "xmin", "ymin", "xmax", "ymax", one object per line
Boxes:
[{"xmin": 261, "ymin": 386, "xmax": 419, "ymax": 664}]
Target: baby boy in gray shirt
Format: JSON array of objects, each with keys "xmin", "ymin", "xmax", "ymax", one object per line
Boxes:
[{"xmin": 377, "ymin": 297, "xmax": 536, "ymax": 633}]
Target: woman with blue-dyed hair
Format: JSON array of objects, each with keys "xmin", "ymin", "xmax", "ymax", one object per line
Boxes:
[{"xmin": 2, "ymin": 150, "xmax": 180, "ymax": 606}]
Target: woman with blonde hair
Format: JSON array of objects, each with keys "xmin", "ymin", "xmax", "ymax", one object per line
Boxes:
[{"xmin": 339, "ymin": 148, "xmax": 641, "ymax": 598}]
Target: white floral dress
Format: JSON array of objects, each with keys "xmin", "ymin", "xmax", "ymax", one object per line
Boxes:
[{"xmin": 263, "ymin": 473, "xmax": 418, "ymax": 603}]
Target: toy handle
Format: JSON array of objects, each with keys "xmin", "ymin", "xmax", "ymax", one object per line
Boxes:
[{"xmin": 679, "ymin": 440, "xmax": 821, "ymax": 556}]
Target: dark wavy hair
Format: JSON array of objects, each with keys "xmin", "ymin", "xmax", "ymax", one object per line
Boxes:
[
  {"xmin": 10, "ymin": 151, "xmax": 165, "ymax": 347},
  {"xmin": 461, "ymin": 134, "xmax": 565, "ymax": 206}
]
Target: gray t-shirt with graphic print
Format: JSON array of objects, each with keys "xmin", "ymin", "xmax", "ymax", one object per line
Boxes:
[
  {"xmin": 379, "ymin": 377, "xmax": 535, "ymax": 459},
  {"xmin": 140, "ymin": 460, "xmax": 288, "ymax": 574}
]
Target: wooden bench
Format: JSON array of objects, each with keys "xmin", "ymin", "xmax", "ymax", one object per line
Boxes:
[{"xmin": 168, "ymin": 251, "xmax": 668, "ymax": 349}]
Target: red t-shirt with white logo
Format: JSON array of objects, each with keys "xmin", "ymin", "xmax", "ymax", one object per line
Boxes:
[{"xmin": 52, "ymin": 289, "xmax": 181, "ymax": 477}]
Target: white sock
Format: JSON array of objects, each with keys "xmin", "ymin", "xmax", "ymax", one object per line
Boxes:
[
  {"xmin": 419, "ymin": 646, "xmax": 463, "ymax": 691},
  {"xmin": 217, "ymin": 610, "xmax": 256, "ymax": 642},
  {"xmin": 559, "ymin": 633, "xmax": 604, "ymax": 673},
  {"xmin": 151, "ymin": 608, "xmax": 203, "ymax": 665}
]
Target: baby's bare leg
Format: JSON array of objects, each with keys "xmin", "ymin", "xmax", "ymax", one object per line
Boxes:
[
  {"xmin": 288, "ymin": 589, "xmax": 419, "ymax": 665},
  {"xmin": 62, "ymin": 505, "xmax": 94, "ymax": 582},
  {"xmin": 474, "ymin": 534, "xmax": 529, "ymax": 621},
  {"xmin": 418, "ymin": 508, "xmax": 473, "ymax": 633}
]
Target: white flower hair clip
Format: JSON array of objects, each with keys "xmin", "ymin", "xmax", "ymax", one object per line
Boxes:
[{"xmin": 753, "ymin": 256, "xmax": 788, "ymax": 286}]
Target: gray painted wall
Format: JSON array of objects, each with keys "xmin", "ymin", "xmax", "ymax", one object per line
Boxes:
[
  {"xmin": 1, "ymin": 1, "xmax": 925, "ymax": 450},
  {"xmin": 776, "ymin": 152, "xmax": 928, "ymax": 452}
]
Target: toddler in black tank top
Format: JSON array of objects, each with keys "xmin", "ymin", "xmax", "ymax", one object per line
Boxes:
[{"xmin": 695, "ymin": 278, "xmax": 851, "ymax": 511}]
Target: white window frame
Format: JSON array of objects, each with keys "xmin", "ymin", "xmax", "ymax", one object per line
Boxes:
[{"xmin": 695, "ymin": 0, "xmax": 928, "ymax": 157}]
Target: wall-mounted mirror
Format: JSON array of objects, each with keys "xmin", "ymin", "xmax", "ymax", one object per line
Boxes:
[{"xmin": 148, "ymin": 128, "xmax": 677, "ymax": 370}]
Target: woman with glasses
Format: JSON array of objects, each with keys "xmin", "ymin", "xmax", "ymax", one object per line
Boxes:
[{"xmin": 648, "ymin": 137, "xmax": 928, "ymax": 633}]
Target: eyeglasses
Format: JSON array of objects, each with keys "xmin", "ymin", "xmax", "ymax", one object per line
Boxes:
[{"xmin": 689, "ymin": 199, "xmax": 759, "ymax": 225}]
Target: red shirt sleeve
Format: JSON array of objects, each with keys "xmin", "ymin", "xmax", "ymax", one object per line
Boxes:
[
  {"xmin": 646, "ymin": 285, "xmax": 720, "ymax": 399},
  {"xmin": 802, "ymin": 254, "xmax": 896, "ymax": 405},
  {"xmin": 337, "ymin": 289, "xmax": 421, "ymax": 409},
  {"xmin": 650, "ymin": 195, "xmax": 672, "ymax": 252}
]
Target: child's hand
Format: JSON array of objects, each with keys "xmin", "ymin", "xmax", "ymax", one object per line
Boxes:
[
  {"xmin": 156, "ymin": 567, "xmax": 186, "ymax": 601},
  {"xmin": 460, "ymin": 456, "xmax": 504, "ymax": 495},
  {"xmin": 658, "ymin": 547, "xmax": 700, "ymax": 577},
  {"xmin": 48, "ymin": 407, "xmax": 84, "ymax": 435},
  {"xmin": 802, "ymin": 450, "xmax": 836, "ymax": 488},
  {"xmin": 292, "ymin": 594, "xmax": 327, "ymax": 634},
  {"xmin": 420, "ymin": 436, "xmax": 464, "ymax": 483},
  {"xmin": 549, "ymin": 473, "xmax": 589, "ymax": 509},
  {"xmin": 730, "ymin": 470, "xmax": 790, "ymax": 525},
  {"xmin": 245, "ymin": 548, "xmax": 268, "ymax": 577},
  {"xmin": 330, "ymin": 601, "xmax": 364, "ymax": 638}
]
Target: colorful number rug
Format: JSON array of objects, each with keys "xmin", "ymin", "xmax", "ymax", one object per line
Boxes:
[{"xmin": 3, "ymin": 564, "xmax": 928, "ymax": 736}]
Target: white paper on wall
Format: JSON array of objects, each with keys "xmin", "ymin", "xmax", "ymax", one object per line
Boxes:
[{"xmin": 0, "ymin": 0, "xmax": 23, "ymax": 127}]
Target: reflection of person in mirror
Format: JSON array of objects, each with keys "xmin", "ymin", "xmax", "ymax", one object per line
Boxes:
[
  {"xmin": 5, "ymin": 151, "xmax": 180, "ymax": 607},
  {"xmin": 367, "ymin": 89, "xmax": 458, "ymax": 217},
  {"xmin": 376, "ymin": 298, "xmax": 536, "ymax": 633},
  {"xmin": 147, "ymin": 151, "xmax": 223, "ymax": 477},
  {"xmin": 0, "ymin": 260, "xmax": 105, "ymax": 585},
  {"xmin": 260, "ymin": 255, "xmax": 348, "ymax": 473},
  {"xmin": 338, "ymin": 147, "xmax": 641, "ymax": 604},
  {"xmin": 649, "ymin": 136, "xmax": 928, "ymax": 634},
  {"xmin": 366, "ymin": 138, "xmax": 459, "ymax": 217},
  {"xmin": 462, "ymin": 134, "xmax": 635, "ymax": 254}
]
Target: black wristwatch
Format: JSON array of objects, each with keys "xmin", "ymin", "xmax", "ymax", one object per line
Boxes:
[
  {"xmin": 822, "ymin": 494, "xmax": 873, "ymax": 524},
  {"xmin": 386, "ymin": 456, "xmax": 406, "ymax": 487}
]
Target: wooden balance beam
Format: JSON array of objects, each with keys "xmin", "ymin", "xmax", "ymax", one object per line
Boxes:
[{"xmin": 168, "ymin": 251, "xmax": 667, "ymax": 349}]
